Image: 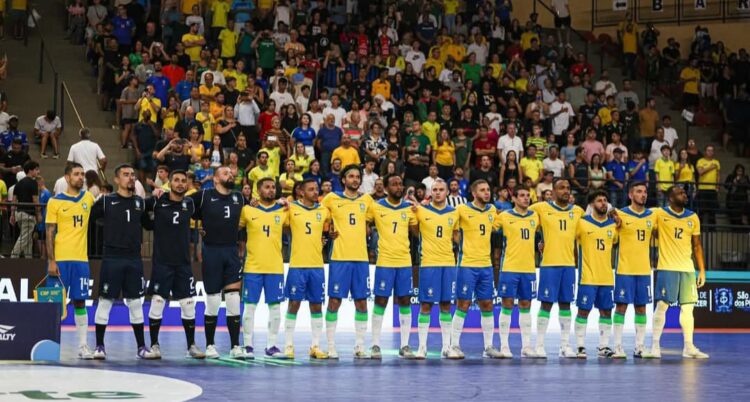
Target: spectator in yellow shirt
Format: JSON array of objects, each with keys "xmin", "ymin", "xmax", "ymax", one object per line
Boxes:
[
  {"xmin": 424, "ymin": 48, "xmax": 445, "ymax": 77},
  {"xmin": 331, "ymin": 134, "xmax": 361, "ymax": 168},
  {"xmin": 371, "ymin": 69, "xmax": 392, "ymax": 99},
  {"xmin": 696, "ymin": 144, "xmax": 720, "ymax": 224},
  {"xmin": 218, "ymin": 20, "xmax": 238, "ymax": 59},
  {"xmin": 421, "ymin": 111, "xmax": 441, "ymax": 146},
  {"xmin": 182, "ymin": 23, "xmax": 206, "ymax": 63},
  {"xmin": 619, "ymin": 19, "xmax": 638, "ymax": 80},
  {"xmin": 519, "ymin": 144, "xmax": 544, "ymax": 185},
  {"xmin": 654, "ymin": 144, "xmax": 674, "ymax": 206},
  {"xmin": 520, "ymin": 22, "xmax": 540, "ymax": 51},
  {"xmin": 210, "ymin": 0, "xmax": 231, "ymax": 38},
  {"xmin": 680, "ymin": 58, "xmax": 701, "ymax": 110}
]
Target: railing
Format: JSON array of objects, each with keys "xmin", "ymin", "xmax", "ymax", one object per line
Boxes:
[
  {"xmin": 592, "ymin": 0, "xmax": 750, "ymax": 28},
  {"xmin": 535, "ymin": 0, "xmax": 592, "ymax": 60},
  {"xmin": 26, "ymin": 6, "xmax": 61, "ymax": 116}
]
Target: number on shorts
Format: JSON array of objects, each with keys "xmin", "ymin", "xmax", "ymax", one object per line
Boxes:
[
  {"xmin": 79, "ymin": 277, "xmax": 88, "ymax": 290},
  {"xmin": 189, "ymin": 277, "xmax": 195, "ymax": 292}
]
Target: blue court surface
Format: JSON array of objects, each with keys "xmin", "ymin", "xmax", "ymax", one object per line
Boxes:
[{"xmin": 2, "ymin": 329, "xmax": 749, "ymax": 401}]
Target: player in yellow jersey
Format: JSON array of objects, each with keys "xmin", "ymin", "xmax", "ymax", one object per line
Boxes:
[
  {"xmin": 496, "ymin": 186, "xmax": 540, "ymax": 359},
  {"xmin": 45, "ymin": 163, "xmax": 96, "ymax": 359},
  {"xmin": 574, "ymin": 190, "xmax": 618, "ymax": 359},
  {"xmin": 450, "ymin": 180, "xmax": 502, "ymax": 359},
  {"xmin": 529, "ymin": 179, "xmax": 585, "ymax": 358},
  {"xmin": 239, "ymin": 178, "xmax": 289, "ymax": 360},
  {"xmin": 321, "ymin": 164, "xmax": 374, "ymax": 359},
  {"xmin": 648, "ymin": 186, "xmax": 709, "ymax": 359},
  {"xmin": 283, "ymin": 178, "xmax": 331, "ymax": 360},
  {"xmin": 414, "ymin": 179, "xmax": 459, "ymax": 359},
  {"xmin": 612, "ymin": 182, "xmax": 656, "ymax": 359},
  {"xmin": 367, "ymin": 175, "xmax": 417, "ymax": 360}
]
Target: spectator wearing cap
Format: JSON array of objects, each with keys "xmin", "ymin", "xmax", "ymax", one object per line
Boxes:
[
  {"xmin": 33, "ymin": 110, "xmax": 62, "ymax": 159},
  {"xmin": 1, "ymin": 115, "xmax": 27, "ymax": 152},
  {"xmin": 605, "ymin": 148, "xmax": 629, "ymax": 207}
]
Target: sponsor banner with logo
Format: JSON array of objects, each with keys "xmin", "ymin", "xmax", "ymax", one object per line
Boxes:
[{"xmin": 0, "ymin": 303, "xmax": 60, "ymax": 360}]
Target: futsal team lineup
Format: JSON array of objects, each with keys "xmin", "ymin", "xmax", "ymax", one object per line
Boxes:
[{"xmin": 45, "ymin": 161, "xmax": 708, "ymax": 362}]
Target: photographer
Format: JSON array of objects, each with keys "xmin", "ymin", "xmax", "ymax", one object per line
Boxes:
[{"xmin": 155, "ymin": 136, "xmax": 197, "ymax": 173}]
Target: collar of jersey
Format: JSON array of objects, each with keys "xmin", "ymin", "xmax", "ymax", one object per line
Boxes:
[
  {"xmin": 663, "ymin": 206, "xmax": 694, "ymax": 218},
  {"xmin": 506, "ymin": 208, "xmax": 533, "ymax": 218},
  {"xmin": 548, "ymin": 201, "xmax": 573, "ymax": 211},
  {"xmin": 255, "ymin": 202, "xmax": 283, "ymax": 212},
  {"xmin": 293, "ymin": 200, "xmax": 319, "ymax": 210},
  {"xmin": 466, "ymin": 202, "xmax": 491, "ymax": 213},
  {"xmin": 333, "ymin": 191, "xmax": 362, "ymax": 201},
  {"xmin": 378, "ymin": 198, "xmax": 409, "ymax": 210},
  {"xmin": 424, "ymin": 203, "xmax": 454, "ymax": 214},
  {"xmin": 583, "ymin": 214, "xmax": 614, "ymax": 227},
  {"xmin": 54, "ymin": 191, "xmax": 85, "ymax": 202},
  {"xmin": 620, "ymin": 206, "xmax": 652, "ymax": 218}
]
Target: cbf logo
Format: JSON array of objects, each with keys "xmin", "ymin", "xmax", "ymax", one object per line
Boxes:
[
  {"xmin": 687, "ymin": 221, "xmax": 694, "ymax": 228},
  {"xmin": 82, "ymin": 203, "xmax": 88, "ymax": 211},
  {"xmin": 316, "ymin": 212, "xmax": 322, "ymax": 222},
  {"xmin": 401, "ymin": 212, "xmax": 407, "ymax": 221},
  {"xmin": 290, "ymin": 286, "xmax": 297, "ymax": 295},
  {"xmin": 102, "ymin": 283, "xmax": 109, "ymax": 294},
  {"xmin": 232, "ymin": 194, "xmax": 239, "ymax": 203},
  {"xmin": 427, "ymin": 287, "xmax": 434, "ymax": 297},
  {"xmin": 488, "ymin": 214, "xmax": 494, "ymax": 223},
  {"xmin": 462, "ymin": 284, "xmax": 468, "ymax": 295},
  {"xmin": 359, "ymin": 203, "xmax": 365, "ymax": 212},
  {"xmin": 715, "ymin": 288, "xmax": 733, "ymax": 313},
  {"xmin": 135, "ymin": 199, "xmax": 141, "ymax": 209},
  {"xmin": 530, "ymin": 220, "xmax": 536, "ymax": 228},
  {"xmin": 379, "ymin": 280, "xmax": 386, "ymax": 290},
  {"xmin": 274, "ymin": 215, "xmax": 281, "ymax": 225},
  {"xmin": 182, "ymin": 201, "xmax": 188, "ymax": 210},
  {"xmin": 607, "ymin": 230, "xmax": 613, "ymax": 239},
  {"xmin": 333, "ymin": 283, "xmax": 340, "ymax": 293},
  {"xmin": 448, "ymin": 218, "xmax": 454, "ymax": 226},
  {"xmin": 568, "ymin": 212, "xmax": 574, "ymax": 219},
  {"xmin": 646, "ymin": 220, "xmax": 652, "ymax": 229}
]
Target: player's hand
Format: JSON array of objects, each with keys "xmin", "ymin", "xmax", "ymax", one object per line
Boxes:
[
  {"xmin": 47, "ymin": 260, "xmax": 60, "ymax": 277},
  {"xmin": 152, "ymin": 188, "xmax": 165, "ymax": 198},
  {"xmin": 609, "ymin": 210, "xmax": 622, "ymax": 228},
  {"xmin": 537, "ymin": 242, "xmax": 544, "ymax": 253},
  {"xmin": 697, "ymin": 270, "xmax": 706, "ymax": 288},
  {"xmin": 249, "ymin": 197, "xmax": 259, "ymax": 207},
  {"xmin": 276, "ymin": 197, "xmax": 290, "ymax": 210}
]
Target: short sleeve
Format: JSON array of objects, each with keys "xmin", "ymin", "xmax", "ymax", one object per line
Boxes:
[
  {"xmin": 45, "ymin": 199, "xmax": 59, "ymax": 225},
  {"xmin": 691, "ymin": 214, "xmax": 701, "ymax": 236},
  {"xmin": 238, "ymin": 205, "xmax": 249, "ymax": 228}
]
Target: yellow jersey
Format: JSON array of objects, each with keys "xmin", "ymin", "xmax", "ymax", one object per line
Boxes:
[
  {"xmin": 182, "ymin": 33, "xmax": 204, "ymax": 62},
  {"xmin": 615, "ymin": 207, "xmax": 656, "ymax": 276},
  {"xmin": 288, "ymin": 201, "xmax": 330, "ymax": 268},
  {"xmin": 322, "ymin": 192, "xmax": 374, "ymax": 262},
  {"xmin": 259, "ymin": 146, "xmax": 281, "ymax": 178},
  {"xmin": 196, "ymin": 111, "xmax": 215, "ymax": 142},
  {"xmin": 654, "ymin": 207, "xmax": 700, "ymax": 272},
  {"xmin": 696, "ymin": 158, "xmax": 720, "ymax": 190},
  {"xmin": 519, "ymin": 157, "xmax": 543, "ymax": 183},
  {"xmin": 680, "ymin": 67, "xmax": 701, "ymax": 95},
  {"xmin": 529, "ymin": 201, "xmax": 585, "ymax": 267},
  {"xmin": 247, "ymin": 166, "xmax": 275, "ymax": 199},
  {"xmin": 576, "ymin": 215, "xmax": 618, "ymax": 286},
  {"xmin": 367, "ymin": 199, "xmax": 417, "ymax": 267},
  {"xmin": 416, "ymin": 203, "xmax": 458, "ymax": 267},
  {"xmin": 137, "ymin": 97, "xmax": 161, "ymax": 123},
  {"xmin": 211, "ymin": 0, "xmax": 231, "ymax": 28},
  {"xmin": 218, "ymin": 28, "xmax": 238, "ymax": 58},
  {"xmin": 239, "ymin": 203, "xmax": 288, "ymax": 274},
  {"xmin": 46, "ymin": 191, "xmax": 96, "ymax": 262},
  {"xmin": 654, "ymin": 158, "xmax": 675, "ymax": 191},
  {"xmin": 456, "ymin": 202, "xmax": 499, "ymax": 268},
  {"xmin": 496, "ymin": 209, "xmax": 540, "ymax": 274}
]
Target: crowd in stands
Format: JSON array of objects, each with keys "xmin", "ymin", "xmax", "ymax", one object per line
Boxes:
[{"xmin": 1, "ymin": 0, "xmax": 750, "ymax": 257}]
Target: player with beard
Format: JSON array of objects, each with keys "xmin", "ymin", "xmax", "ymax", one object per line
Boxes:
[
  {"xmin": 190, "ymin": 166, "xmax": 246, "ymax": 359},
  {"xmin": 611, "ymin": 182, "xmax": 656, "ymax": 359},
  {"xmin": 283, "ymin": 179, "xmax": 331, "ymax": 359},
  {"xmin": 367, "ymin": 175, "xmax": 417, "ymax": 359},
  {"xmin": 574, "ymin": 190, "xmax": 618, "ymax": 359},
  {"xmin": 239, "ymin": 178, "xmax": 289, "ymax": 359},
  {"xmin": 90, "ymin": 164, "xmax": 157, "ymax": 360},
  {"xmin": 45, "ymin": 163, "xmax": 97, "ymax": 359},
  {"xmin": 321, "ymin": 164, "xmax": 374, "ymax": 359},
  {"xmin": 145, "ymin": 170, "xmax": 205, "ymax": 359}
]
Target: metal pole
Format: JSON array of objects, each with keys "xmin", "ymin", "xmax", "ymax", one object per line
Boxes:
[
  {"xmin": 53, "ymin": 73, "xmax": 59, "ymax": 114},
  {"xmin": 60, "ymin": 82, "xmax": 65, "ymax": 131},
  {"xmin": 38, "ymin": 41, "xmax": 44, "ymax": 83}
]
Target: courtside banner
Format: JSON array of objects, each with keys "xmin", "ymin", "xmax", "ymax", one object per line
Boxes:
[{"xmin": 0, "ymin": 302, "xmax": 61, "ymax": 360}]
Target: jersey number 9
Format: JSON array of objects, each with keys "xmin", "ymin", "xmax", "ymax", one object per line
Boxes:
[{"xmin": 479, "ymin": 224, "xmax": 486, "ymax": 236}]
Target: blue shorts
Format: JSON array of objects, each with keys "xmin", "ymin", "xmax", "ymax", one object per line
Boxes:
[
  {"xmin": 419, "ymin": 266, "xmax": 457, "ymax": 303},
  {"xmin": 538, "ymin": 266, "xmax": 576, "ymax": 303},
  {"xmin": 576, "ymin": 285, "xmax": 614, "ymax": 311},
  {"xmin": 328, "ymin": 261, "xmax": 370, "ymax": 300},
  {"xmin": 373, "ymin": 267, "xmax": 413, "ymax": 298},
  {"xmin": 48, "ymin": 261, "xmax": 90, "ymax": 301},
  {"xmin": 243, "ymin": 273, "xmax": 285, "ymax": 304},
  {"xmin": 655, "ymin": 270, "xmax": 698, "ymax": 305},
  {"xmin": 99, "ymin": 258, "xmax": 144, "ymax": 299},
  {"xmin": 498, "ymin": 272, "xmax": 537, "ymax": 301},
  {"xmin": 456, "ymin": 267, "xmax": 494, "ymax": 301},
  {"xmin": 202, "ymin": 245, "xmax": 242, "ymax": 294},
  {"xmin": 285, "ymin": 268, "xmax": 325, "ymax": 303},
  {"xmin": 614, "ymin": 274, "xmax": 652, "ymax": 306},
  {"xmin": 149, "ymin": 263, "xmax": 196, "ymax": 300}
]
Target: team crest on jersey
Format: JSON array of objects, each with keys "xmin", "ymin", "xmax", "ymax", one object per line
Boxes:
[
  {"xmin": 135, "ymin": 199, "xmax": 141, "ymax": 209},
  {"xmin": 182, "ymin": 201, "xmax": 188, "ymax": 210},
  {"xmin": 687, "ymin": 221, "xmax": 693, "ymax": 228},
  {"xmin": 568, "ymin": 212, "xmax": 574, "ymax": 219},
  {"xmin": 316, "ymin": 213, "xmax": 322, "ymax": 222},
  {"xmin": 448, "ymin": 218, "xmax": 454, "ymax": 226},
  {"xmin": 359, "ymin": 203, "xmax": 365, "ymax": 212},
  {"xmin": 232, "ymin": 194, "xmax": 239, "ymax": 204},
  {"xmin": 82, "ymin": 203, "xmax": 88, "ymax": 211},
  {"xmin": 530, "ymin": 220, "xmax": 536, "ymax": 227},
  {"xmin": 274, "ymin": 215, "xmax": 281, "ymax": 224},
  {"xmin": 647, "ymin": 220, "xmax": 652, "ymax": 228},
  {"xmin": 401, "ymin": 212, "xmax": 407, "ymax": 221},
  {"xmin": 488, "ymin": 214, "xmax": 494, "ymax": 223},
  {"xmin": 102, "ymin": 283, "xmax": 109, "ymax": 293},
  {"xmin": 607, "ymin": 230, "xmax": 613, "ymax": 239}
]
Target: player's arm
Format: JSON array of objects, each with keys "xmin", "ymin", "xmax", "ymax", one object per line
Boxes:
[
  {"xmin": 692, "ymin": 235, "xmax": 706, "ymax": 288},
  {"xmin": 142, "ymin": 197, "xmax": 156, "ymax": 231},
  {"xmin": 189, "ymin": 190, "xmax": 203, "ymax": 219},
  {"xmin": 46, "ymin": 223, "xmax": 58, "ymax": 276},
  {"xmin": 238, "ymin": 205, "xmax": 249, "ymax": 229},
  {"xmin": 89, "ymin": 196, "xmax": 105, "ymax": 228}
]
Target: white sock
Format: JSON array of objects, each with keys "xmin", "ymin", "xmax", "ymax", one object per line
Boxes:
[
  {"xmin": 652, "ymin": 301, "xmax": 668, "ymax": 349},
  {"xmin": 614, "ymin": 312, "xmax": 625, "ymax": 348},
  {"xmin": 481, "ymin": 312, "xmax": 494, "ymax": 349},
  {"xmin": 559, "ymin": 310, "xmax": 572, "ymax": 348},
  {"xmin": 398, "ymin": 306, "xmax": 411, "ymax": 348},
  {"xmin": 284, "ymin": 312, "xmax": 297, "ymax": 348},
  {"xmin": 355, "ymin": 310, "xmax": 367, "ymax": 348},
  {"xmin": 326, "ymin": 310, "xmax": 338, "ymax": 350},
  {"xmin": 451, "ymin": 310, "xmax": 467, "ymax": 347},
  {"xmin": 311, "ymin": 312, "xmax": 323, "ymax": 347},
  {"xmin": 536, "ymin": 310, "xmax": 550, "ymax": 348},
  {"xmin": 371, "ymin": 305, "xmax": 385, "ymax": 347},
  {"xmin": 75, "ymin": 311, "xmax": 88, "ymax": 347},
  {"xmin": 599, "ymin": 318, "xmax": 612, "ymax": 348},
  {"xmin": 418, "ymin": 313, "xmax": 430, "ymax": 349},
  {"xmin": 439, "ymin": 311, "xmax": 452, "ymax": 350},
  {"xmin": 267, "ymin": 303, "xmax": 281, "ymax": 348},
  {"xmin": 242, "ymin": 303, "xmax": 256, "ymax": 347},
  {"xmin": 519, "ymin": 308, "xmax": 532, "ymax": 349},
  {"xmin": 635, "ymin": 313, "xmax": 647, "ymax": 348},
  {"xmin": 498, "ymin": 308, "xmax": 511, "ymax": 349},
  {"xmin": 680, "ymin": 304, "xmax": 695, "ymax": 348},
  {"xmin": 575, "ymin": 316, "xmax": 588, "ymax": 348}
]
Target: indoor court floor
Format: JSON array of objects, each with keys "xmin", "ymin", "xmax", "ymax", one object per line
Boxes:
[{"xmin": 2, "ymin": 329, "xmax": 749, "ymax": 401}]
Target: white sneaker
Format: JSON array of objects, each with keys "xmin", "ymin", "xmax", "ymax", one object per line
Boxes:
[
  {"xmin": 644, "ymin": 346, "xmax": 662, "ymax": 359},
  {"xmin": 415, "ymin": 345, "xmax": 427, "ymax": 360},
  {"xmin": 92, "ymin": 345, "xmax": 106, "ymax": 360},
  {"xmin": 354, "ymin": 344, "xmax": 369, "ymax": 359},
  {"xmin": 150, "ymin": 344, "xmax": 162, "ymax": 359},
  {"xmin": 683, "ymin": 345, "xmax": 709, "ymax": 359},
  {"xmin": 482, "ymin": 346, "xmax": 504, "ymax": 359},
  {"xmin": 613, "ymin": 345, "xmax": 627, "ymax": 359},
  {"xmin": 534, "ymin": 345, "xmax": 547, "ymax": 359},
  {"xmin": 205, "ymin": 344, "xmax": 220, "ymax": 359},
  {"xmin": 559, "ymin": 345, "xmax": 577, "ymax": 358},
  {"xmin": 446, "ymin": 345, "xmax": 465, "ymax": 360},
  {"xmin": 521, "ymin": 347, "xmax": 536, "ymax": 358},
  {"xmin": 186, "ymin": 344, "xmax": 206, "ymax": 359},
  {"xmin": 633, "ymin": 345, "xmax": 645, "ymax": 359},
  {"xmin": 78, "ymin": 345, "xmax": 94, "ymax": 360},
  {"xmin": 229, "ymin": 345, "xmax": 245, "ymax": 360},
  {"xmin": 499, "ymin": 346, "xmax": 514, "ymax": 359},
  {"xmin": 441, "ymin": 347, "xmax": 450, "ymax": 359},
  {"xmin": 327, "ymin": 346, "xmax": 339, "ymax": 360}
]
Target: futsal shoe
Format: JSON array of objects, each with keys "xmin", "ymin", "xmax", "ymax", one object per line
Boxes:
[
  {"xmin": 309, "ymin": 346, "xmax": 328, "ymax": 359},
  {"xmin": 92, "ymin": 345, "xmax": 106, "ymax": 360},
  {"xmin": 534, "ymin": 345, "xmax": 547, "ymax": 358},
  {"xmin": 521, "ymin": 347, "xmax": 537, "ymax": 358},
  {"xmin": 150, "ymin": 344, "xmax": 162, "ymax": 359},
  {"xmin": 400, "ymin": 345, "xmax": 417, "ymax": 359},
  {"xmin": 633, "ymin": 345, "xmax": 645, "ymax": 359},
  {"xmin": 446, "ymin": 345, "xmax": 465, "ymax": 360},
  {"xmin": 576, "ymin": 347, "xmax": 587, "ymax": 359},
  {"xmin": 559, "ymin": 345, "xmax": 577, "ymax": 358},
  {"xmin": 78, "ymin": 345, "xmax": 95, "ymax": 360},
  {"xmin": 682, "ymin": 346, "xmax": 709, "ymax": 359},
  {"xmin": 242, "ymin": 346, "xmax": 255, "ymax": 360},
  {"xmin": 597, "ymin": 346, "xmax": 615, "ymax": 358},
  {"xmin": 354, "ymin": 344, "xmax": 370, "ymax": 359},
  {"xmin": 441, "ymin": 347, "xmax": 450, "ymax": 359},
  {"xmin": 186, "ymin": 344, "xmax": 206, "ymax": 359},
  {"xmin": 265, "ymin": 346, "xmax": 286, "ymax": 359},
  {"xmin": 229, "ymin": 345, "xmax": 245, "ymax": 360},
  {"xmin": 612, "ymin": 345, "xmax": 627, "ymax": 359},
  {"xmin": 327, "ymin": 346, "xmax": 339, "ymax": 360},
  {"xmin": 284, "ymin": 345, "xmax": 295, "ymax": 359},
  {"xmin": 205, "ymin": 344, "xmax": 220, "ymax": 359},
  {"xmin": 137, "ymin": 346, "xmax": 159, "ymax": 360},
  {"xmin": 369, "ymin": 345, "xmax": 382, "ymax": 359},
  {"xmin": 643, "ymin": 346, "xmax": 661, "ymax": 359},
  {"xmin": 415, "ymin": 345, "xmax": 427, "ymax": 360}
]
